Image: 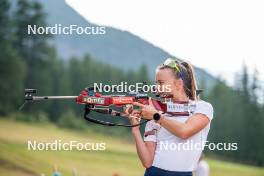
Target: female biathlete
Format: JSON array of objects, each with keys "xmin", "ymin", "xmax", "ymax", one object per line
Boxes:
[{"xmin": 128, "ymin": 58, "xmax": 213, "ymax": 176}]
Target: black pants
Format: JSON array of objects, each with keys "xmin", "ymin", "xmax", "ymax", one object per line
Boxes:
[{"xmin": 144, "ymin": 166, "xmax": 192, "ymax": 176}]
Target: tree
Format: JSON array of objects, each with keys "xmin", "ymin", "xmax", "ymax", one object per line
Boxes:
[
  {"xmin": 0, "ymin": 0, "xmax": 26, "ymax": 115},
  {"xmin": 0, "ymin": 0, "xmax": 11, "ymax": 41},
  {"xmin": 206, "ymin": 64, "xmax": 264, "ymax": 166}
]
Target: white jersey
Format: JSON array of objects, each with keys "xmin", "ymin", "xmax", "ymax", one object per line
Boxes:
[
  {"xmin": 195, "ymin": 160, "xmax": 210, "ymax": 176},
  {"xmin": 144, "ymin": 100, "xmax": 214, "ymax": 172}
]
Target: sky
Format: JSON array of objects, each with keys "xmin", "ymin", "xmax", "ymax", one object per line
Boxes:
[{"xmin": 66, "ymin": 0, "xmax": 264, "ymax": 86}]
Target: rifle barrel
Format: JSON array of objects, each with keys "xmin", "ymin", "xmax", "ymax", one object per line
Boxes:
[{"xmin": 32, "ymin": 96, "xmax": 77, "ymax": 101}]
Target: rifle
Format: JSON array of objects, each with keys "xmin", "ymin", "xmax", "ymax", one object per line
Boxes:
[{"xmin": 20, "ymin": 87, "xmax": 197, "ymax": 127}]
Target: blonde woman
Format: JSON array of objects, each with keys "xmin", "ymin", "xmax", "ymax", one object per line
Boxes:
[{"xmin": 129, "ymin": 58, "xmax": 213, "ymax": 176}]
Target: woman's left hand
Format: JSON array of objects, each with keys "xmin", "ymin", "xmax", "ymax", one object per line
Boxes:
[{"xmin": 133, "ymin": 101, "xmax": 158, "ymax": 120}]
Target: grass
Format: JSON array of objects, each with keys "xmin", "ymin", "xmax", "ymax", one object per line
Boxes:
[{"xmin": 0, "ymin": 118, "xmax": 264, "ymax": 176}]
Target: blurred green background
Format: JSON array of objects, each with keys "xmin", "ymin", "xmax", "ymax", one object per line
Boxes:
[{"xmin": 0, "ymin": 0, "xmax": 264, "ymax": 175}]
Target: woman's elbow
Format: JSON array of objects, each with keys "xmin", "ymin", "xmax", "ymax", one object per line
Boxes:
[
  {"xmin": 142, "ymin": 158, "xmax": 153, "ymax": 168},
  {"xmin": 177, "ymin": 129, "xmax": 192, "ymax": 139},
  {"xmin": 143, "ymin": 161, "xmax": 153, "ymax": 169},
  {"xmin": 178, "ymin": 133, "xmax": 189, "ymax": 140}
]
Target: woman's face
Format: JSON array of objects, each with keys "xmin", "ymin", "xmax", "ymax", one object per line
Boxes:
[{"xmin": 155, "ymin": 68, "xmax": 184, "ymax": 98}]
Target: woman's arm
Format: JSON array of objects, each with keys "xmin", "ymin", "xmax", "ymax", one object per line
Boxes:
[
  {"xmin": 133, "ymin": 102, "xmax": 210, "ymax": 139},
  {"xmin": 158, "ymin": 113, "xmax": 209, "ymax": 139},
  {"xmin": 127, "ymin": 109, "xmax": 156, "ymax": 168},
  {"xmin": 132, "ymin": 128, "xmax": 156, "ymax": 168}
]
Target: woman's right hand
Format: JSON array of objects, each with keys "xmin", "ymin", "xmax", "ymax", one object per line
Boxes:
[
  {"xmin": 124, "ymin": 105, "xmax": 142, "ymax": 132},
  {"xmin": 129, "ymin": 110, "xmax": 142, "ymax": 131}
]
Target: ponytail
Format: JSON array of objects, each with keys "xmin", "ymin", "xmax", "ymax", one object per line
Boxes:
[{"xmin": 181, "ymin": 62, "xmax": 198, "ymax": 100}]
